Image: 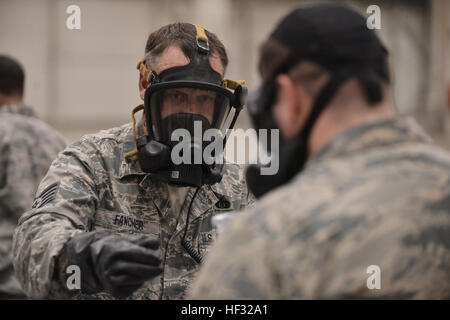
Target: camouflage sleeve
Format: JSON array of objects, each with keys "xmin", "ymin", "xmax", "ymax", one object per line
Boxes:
[
  {"xmin": 12, "ymin": 137, "xmax": 102, "ymax": 299},
  {"xmin": 189, "ymin": 210, "xmax": 280, "ymax": 299}
]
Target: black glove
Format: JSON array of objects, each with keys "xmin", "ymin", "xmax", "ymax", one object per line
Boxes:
[{"xmin": 65, "ymin": 231, "xmax": 162, "ymax": 299}]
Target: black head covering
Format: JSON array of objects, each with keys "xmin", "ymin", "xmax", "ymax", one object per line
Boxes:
[{"xmin": 270, "ymin": 3, "xmax": 388, "ymax": 77}]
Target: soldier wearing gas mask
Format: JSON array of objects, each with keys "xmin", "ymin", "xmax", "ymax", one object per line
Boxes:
[
  {"xmin": 13, "ymin": 23, "xmax": 253, "ymax": 300},
  {"xmin": 191, "ymin": 3, "xmax": 450, "ymax": 299}
]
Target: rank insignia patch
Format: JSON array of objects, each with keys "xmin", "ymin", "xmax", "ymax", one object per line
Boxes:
[{"xmin": 32, "ymin": 182, "xmax": 59, "ymax": 209}]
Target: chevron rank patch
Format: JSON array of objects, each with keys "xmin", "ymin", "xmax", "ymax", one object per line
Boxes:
[{"xmin": 32, "ymin": 182, "xmax": 59, "ymax": 209}]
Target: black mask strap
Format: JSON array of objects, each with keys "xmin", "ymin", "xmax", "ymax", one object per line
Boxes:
[{"xmin": 299, "ymin": 68, "xmax": 355, "ymax": 146}]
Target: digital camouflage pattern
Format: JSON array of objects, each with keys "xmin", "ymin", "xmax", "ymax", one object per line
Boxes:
[
  {"xmin": 13, "ymin": 117, "xmax": 253, "ymax": 299},
  {"xmin": 0, "ymin": 104, "xmax": 66, "ymax": 296},
  {"xmin": 190, "ymin": 117, "xmax": 450, "ymax": 299}
]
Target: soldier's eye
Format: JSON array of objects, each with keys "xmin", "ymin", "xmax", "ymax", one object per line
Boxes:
[
  {"xmin": 197, "ymin": 95, "xmax": 214, "ymax": 105},
  {"xmin": 165, "ymin": 91, "xmax": 188, "ymax": 106}
]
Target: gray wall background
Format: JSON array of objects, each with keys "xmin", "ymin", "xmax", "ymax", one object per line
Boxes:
[{"xmin": 0, "ymin": 0, "xmax": 449, "ymax": 147}]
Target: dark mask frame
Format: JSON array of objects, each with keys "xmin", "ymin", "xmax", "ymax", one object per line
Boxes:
[{"xmin": 128, "ymin": 24, "xmax": 247, "ymax": 187}]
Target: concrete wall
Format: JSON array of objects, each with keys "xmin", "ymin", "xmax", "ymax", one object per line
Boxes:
[{"xmin": 0, "ymin": 0, "xmax": 448, "ymax": 147}]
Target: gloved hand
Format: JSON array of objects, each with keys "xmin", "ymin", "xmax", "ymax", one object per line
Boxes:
[{"xmin": 65, "ymin": 231, "xmax": 162, "ymax": 299}]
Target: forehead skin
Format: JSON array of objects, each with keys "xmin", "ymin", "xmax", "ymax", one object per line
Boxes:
[{"xmin": 153, "ymin": 45, "xmax": 224, "ymax": 77}]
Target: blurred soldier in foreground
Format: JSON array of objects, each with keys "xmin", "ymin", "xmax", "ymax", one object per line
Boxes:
[
  {"xmin": 13, "ymin": 23, "xmax": 252, "ymax": 299},
  {"xmin": 190, "ymin": 3, "xmax": 450, "ymax": 299},
  {"xmin": 0, "ymin": 55, "xmax": 66, "ymax": 299}
]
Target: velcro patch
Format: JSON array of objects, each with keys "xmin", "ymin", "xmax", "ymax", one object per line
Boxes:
[{"xmin": 32, "ymin": 182, "xmax": 59, "ymax": 209}]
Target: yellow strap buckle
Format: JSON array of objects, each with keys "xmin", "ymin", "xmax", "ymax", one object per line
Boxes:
[
  {"xmin": 136, "ymin": 58, "xmax": 153, "ymax": 83},
  {"xmin": 194, "ymin": 23, "xmax": 209, "ymax": 53},
  {"xmin": 223, "ymin": 79, "xmax": 246, "ymax": 90}
]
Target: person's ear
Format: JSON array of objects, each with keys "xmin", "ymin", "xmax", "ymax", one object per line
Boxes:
[
  {"xmin": 139, "ymin": 74, "xmax": 149, "ymax": 101},
  {"xmin": 272, "ymin": 75, "xmax": 311, "ymax": 139}
]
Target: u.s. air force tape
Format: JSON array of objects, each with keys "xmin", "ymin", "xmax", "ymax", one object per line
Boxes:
[{"xmin": 32, "ymin": 182, "xmax": 59, "ymax": 209}]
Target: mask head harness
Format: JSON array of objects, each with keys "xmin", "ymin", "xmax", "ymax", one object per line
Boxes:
[
  {"xmin": 130, "ymin": 24, "xmax": 247, "ymax": 187},
  {"xmin": 246, "ymin": 3, "xmax": 389, "ymax": 198}
]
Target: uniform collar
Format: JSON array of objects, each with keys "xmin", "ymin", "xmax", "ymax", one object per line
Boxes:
[
  {"xmin": 308, "ymin": 116, "xmax": 432, "ymax": 166},
  {"xmin": 0, "ymin": 103, "xmax": 36, "ymax": 117}
]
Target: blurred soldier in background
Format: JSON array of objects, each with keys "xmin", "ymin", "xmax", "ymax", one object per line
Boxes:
[
  {"xmin": 13, "ymin": 23, "xmax": 252, "ymax": 300},
  {"xmin": 0, "ymin": 55, "xmax": 67, "ymax": 299},
  {"xmin": 190, "ymin": 3, "xmax": 450, "ymax": 299}
]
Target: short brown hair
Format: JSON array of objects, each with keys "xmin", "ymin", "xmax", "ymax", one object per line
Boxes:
[
  {"xmin": 258, "ymin": 39, "xmax": 290, "ymax": 82},
  {"xmin": 0, "ymin": 55, "xmax": 24, "ymax": 96},
  {"xmin": 145, "ymin": 23, "xmax": 228, "ymax": 71}
]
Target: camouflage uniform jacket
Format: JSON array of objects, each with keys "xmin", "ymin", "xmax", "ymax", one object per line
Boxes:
[
  {"xmin": 13, "ymin": 120, "xmax": 253, "ymax": 299},
  {"xmin": 0, "ymin": 104, "xmax": 66, "ymax": 296},
  {"xmin": 190, "ymin": 117, "xmax": 450, "ymax": 299}
]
